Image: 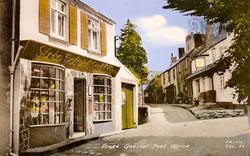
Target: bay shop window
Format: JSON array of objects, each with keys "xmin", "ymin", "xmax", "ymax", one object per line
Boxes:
[
  {"xmin": 93, "ymin": 75, "xmax": 112, "ymax": 122},
  {"xmin": 30, "ymin": 63, "xmax": 65, "ymax": 126}
]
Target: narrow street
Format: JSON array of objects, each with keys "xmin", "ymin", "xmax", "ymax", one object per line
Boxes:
[{"xmin": 53, "ymin": 104, "xmax": 250, "ymax": 156}]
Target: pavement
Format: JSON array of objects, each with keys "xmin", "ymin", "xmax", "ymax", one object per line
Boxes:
[{"xmin": 52, "ymin": 104, "xmax": 250, "ymax": 156}]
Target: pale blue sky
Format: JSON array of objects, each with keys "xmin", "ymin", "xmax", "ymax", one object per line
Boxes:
[{"xmin": 82, "ymin": 0, "xmax": 193, "ymax": 71}]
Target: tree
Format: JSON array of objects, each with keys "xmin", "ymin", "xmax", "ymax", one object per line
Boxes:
[
  {"xmin": 144, "ymin": 75, "xmax": 165, "ymax": 103},
  {"xmin": 164, "ymin": 0, "xmax": 250, "ymax": 102},
  {"xmin": 117, "ymin": 20, "xmax": 149, "ymax": 83}
]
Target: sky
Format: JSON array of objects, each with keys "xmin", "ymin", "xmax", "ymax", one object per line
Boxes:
[{"xmin": 82, "ymin": 0, "xmax": 193, "ymax": 72}]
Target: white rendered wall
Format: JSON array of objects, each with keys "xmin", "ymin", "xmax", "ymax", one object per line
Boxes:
[{"xmin": 19, "ymin": 0, "xmax": 119, "ymax": 67}]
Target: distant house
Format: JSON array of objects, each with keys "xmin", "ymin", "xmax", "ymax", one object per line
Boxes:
[
  {"xmin": 161, "ymin": 33, "xmax": 204, "ymax": 104},
  {"xmin": 187, "ymin": 25, "xmax": 243, "ymax": 106}
]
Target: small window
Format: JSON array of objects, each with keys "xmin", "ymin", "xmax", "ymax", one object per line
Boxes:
[
  {"xmin": 93, "ymin": 75, "xmax": 112, "ymax": 121},
  {"xmin": 220, "ymin": 74, "xmax": 225, "ymax": 90},
  {"xmin": 30, "ymin": 63, "xmax": 65, "ymax": 125},
  {"xmin": 50, "ymin": 0, "xmax": 68, "ymax": 40},
  {"xmin": 88, "ymin": 19, "xmax": 101, "ymax": 53}
]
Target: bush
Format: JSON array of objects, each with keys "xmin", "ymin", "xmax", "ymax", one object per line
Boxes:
[{"xmin": 199, "ymin": 90, "xmax": 216, "ymax": 104}]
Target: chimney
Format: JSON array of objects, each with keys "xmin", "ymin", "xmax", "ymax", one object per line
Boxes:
[
  {"xmin": 194, "ymin": 34, "xmax": 205, "ymax": 48},
  {"xmin": 186, "ymin": 33, "xmax": 205, "ymax": 52},
  {"xmin": 178, "ymin": 48, "xmax": 185, "ymax": 59},
  {"xmin": 205, "ymin": 23, "xmax": 214, "ymax": 47},
  {"xmin": 170, "ymin": 53, "xmax": 177, "ymax": 66}
]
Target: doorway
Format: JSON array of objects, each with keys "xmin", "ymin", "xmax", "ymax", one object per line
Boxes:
[
  {"xmin": 74, "ymin": 79, "xmax": 86, "ymax": 132},
  {"xmin": 122, "ymin": 83, "xmax": 134, "ymax": 129}
]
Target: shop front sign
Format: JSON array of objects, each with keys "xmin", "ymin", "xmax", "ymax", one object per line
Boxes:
[{"xmin": 20, "ymin": 40, "xmax": 120, "ymax": 77}]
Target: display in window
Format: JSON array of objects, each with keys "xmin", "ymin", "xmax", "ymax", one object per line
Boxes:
[
  {"xmin": 41, "ymin": 103, "xmax": 48, "ymax": 113},
  {"xmin": 31, "ymin": 102, "xmax": 39, "ymax": 118},
  {"xmin": 93, "ymin": 75, "xmax": 112, "ymax": 121},
  {"xmin": 31, "ymin": 63, "xmax": 65, "ymax": 125},
  {"xmin": 99, "ymin": 94, "xmax": 104, "ymax": 102},
  {"xmin": 41, "ymin": 79, "xmax": 49, "ymax": 89},
  {"xmin": 50, "ymin": 80, "xmax": 55, "ymax": 89}
]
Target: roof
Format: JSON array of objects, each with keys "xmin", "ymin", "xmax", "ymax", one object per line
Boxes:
[
  {"xmin": 73, "ymin": 0, "xmax": 116, "ymax": 25},
  {"xmin": 161, "ymin": 49, "xmax": 193, "ymax": 75},
  {"xmin": 186, "ymin": 62, "xmax": 218, "ymax": 80}
]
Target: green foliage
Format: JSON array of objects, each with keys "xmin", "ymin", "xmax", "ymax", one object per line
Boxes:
[
  {"xmin": 117, "ymin": 20, "xmax": 149, "ymax": 83},
  {"xmin": 164, "ymin": 0, "xmax": 250, "ymax": 102},
  {"xmin": 145, "ymin": 75, "xmax": 165, "ymax": 103}
]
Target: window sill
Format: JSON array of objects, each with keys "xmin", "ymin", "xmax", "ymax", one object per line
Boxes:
[
  {"xmin": 30, "ymin": 123, "xmax": 67, "ymax": 128},
  {"xmin": 93, "ymin": 119, "xmax": 112, "ymax": 123},
  {"xmin": 49, "ymin": 35, "xmax": 70, "ymax": 45},
  {"xmin": 88, "ymin": 49, "xmax": 102, "ymax": 56}
]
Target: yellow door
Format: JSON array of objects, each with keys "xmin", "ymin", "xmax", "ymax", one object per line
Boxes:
[{"xmin": 122, "ymin": 84, "xmax": 134, "ymax": 129}]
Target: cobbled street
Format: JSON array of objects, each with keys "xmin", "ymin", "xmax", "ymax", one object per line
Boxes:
[{"xmin": 53, "ymin": 104, "xmax": 250, "ymax": 156}]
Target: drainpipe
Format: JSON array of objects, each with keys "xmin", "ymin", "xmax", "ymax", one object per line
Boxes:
[{"xmin": 9, "ymin": 0, "xmax": 22, "ymax": 155}]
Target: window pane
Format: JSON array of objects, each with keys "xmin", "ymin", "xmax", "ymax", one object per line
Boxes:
[
  {"xmin": 93, "ymin": 31, "xmax": 98, "ymax": 50},
  {"xmin": 51, "ymin": 11, "xmax": 57, "ymax": 34},
  {"xmin": 88, "ymin": 29, "xmax": 91, "ymax": 47},
  {"xmin": 41, "ymin": 66, "xmax": 49, "ymax": 77},
  {"xmin": 31, "ymin": 78, "xmax": 40, "ymax": 88},
  {"xmin": 49, "ymin": 102, "xmax": 55, "ymax": 124},
  {"xmin": 49, "ymin": 68, "xmax": 55, "ymax": 78},
  {"xmin": 58, "ymin": 1, "xmax": 66, "ymax": 13},
  {"xmin": 42, "ymin": 114, "xmax": 49, "ymax": 124},
  {"xmin": 31, "ymin": 90, "xmax": 40, "ymax": 101},
  {"xmin": 32, "ymin": 66, "xmax": 40, "ymax": 76},
  {"xmin": 41, "ymin": 79, "xmax": 49, "ymax": 89},
  {"xmin": 41, "ymin": 102, "xmax": 49, "ymax": 113},
  {"xmin": 49, "ymin": 80, "xmax": 55, "ymax": 89}
]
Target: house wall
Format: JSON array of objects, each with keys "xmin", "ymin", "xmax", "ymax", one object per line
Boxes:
[
  {"xmin": 213, "ymin": 70, "xmax": 239, "ymax": 104},
  {"xmin": 0, "ymin": 0, "xmax": 12, "ymax": 155},
  {"xmin": 19, "ymin": 0, "xmax": 118, "ymax": 67},
  {"xmin": 190, "ymin": 34, "xmax": 239, "ymax": 104}
]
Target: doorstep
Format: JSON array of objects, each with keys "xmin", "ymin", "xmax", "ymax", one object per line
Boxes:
[{"xmin": 21, "ymin": 135, "xmax": 99, "ymax": 156}]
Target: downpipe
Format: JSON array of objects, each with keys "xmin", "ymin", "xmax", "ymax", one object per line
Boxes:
[{"xmin": 9, "ymin": 45, "xmax": 23, "ymax": 155}]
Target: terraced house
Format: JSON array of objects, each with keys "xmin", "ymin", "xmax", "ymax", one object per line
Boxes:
[{"xmin": 0, "ymin": 0, "xmax": 139, "ymax": 155}]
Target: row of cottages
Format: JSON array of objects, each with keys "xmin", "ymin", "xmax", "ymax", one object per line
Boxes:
[
  {"xmin": 161, "ymin": 33, "xmax": 204, "ymax": 104},
  {"xmin": 161, "ymin": 24, "xmax": 244, "ymax": 106},
  {"xmin": 186, "ymin": 26, "xmax": 240, "ymax": 106},
  {"xmin": 0, "ymin": 0, "xmax": 139, "ymax": 155}
]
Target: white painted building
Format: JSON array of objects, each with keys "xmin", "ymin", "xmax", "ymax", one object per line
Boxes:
[
  {"xmin": 187, "ymin": 30, "xmax": 240, "ymax": 105},
  {"xmin": 10, "ymin": 0, "xmax": 138, "ymax": 154}
]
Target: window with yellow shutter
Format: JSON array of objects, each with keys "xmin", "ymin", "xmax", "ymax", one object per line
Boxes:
[
  {"xmin": 88, "ymin": 18, "xmax": 101, "ymax": 53},
  {"xmin": 50, "ymin": 0, "xmax": 68, "ymax": 40}
]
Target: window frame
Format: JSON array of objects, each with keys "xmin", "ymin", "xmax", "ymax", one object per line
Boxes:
[
  {"xmin": 88, "ymin": 18, "xmax": 101, "ymax": 53},
  {"xmin": 50, "ymin": 0, "xmax": 69, "ymax": 41},
  {"xmin": 30, "ymin": 63, "xmax": 66, "ymax": 126},
  {"xmin": 93, "ymin": 75, "xmax": 112, "ymax": 122}
]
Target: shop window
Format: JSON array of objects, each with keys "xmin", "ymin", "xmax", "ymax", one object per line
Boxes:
[
  {"xmin": 93, "ymin": 75, "xmax": 112, "ymax": 121},
  {"xmin": 88, "ymin": 19, "xmax": 101, "ymax": 53},
  {"xmin": 51, "ymin": 0, "xmax": 68, "ymax": 40},
  {"xmin": 30, "ymin": 63, "xmax": 65, "ymax": 125}
]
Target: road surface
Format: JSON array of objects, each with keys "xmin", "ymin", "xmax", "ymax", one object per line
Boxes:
[{"xmin": 53, "ymin": 104, "xmax": 250, "ymax": 156}]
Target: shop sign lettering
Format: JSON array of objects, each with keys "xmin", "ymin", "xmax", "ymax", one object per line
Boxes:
[{"xmin": 20, "ymin": 40, "xmax": 120, "ymax": 76}]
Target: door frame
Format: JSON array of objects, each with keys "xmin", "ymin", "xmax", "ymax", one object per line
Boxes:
[{"xmin": 73, "ymin": 78, "xmax": 87, "ymax": 133}]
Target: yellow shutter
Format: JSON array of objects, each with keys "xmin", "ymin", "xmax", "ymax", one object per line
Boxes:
[
  {"xmin": 69, "ymin": 4, "xmax": 77, "ymax": 45},
  {"xmin": 39, "ymin": 0, "xmax": 50, "ymax": 35},
  {"xmin": 80, "ymin": 12, "xmax": 88, "ymax": 50},
  {"xmin": 100, "ymin": 22, "xmax": 107, "ymax": 56}
]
